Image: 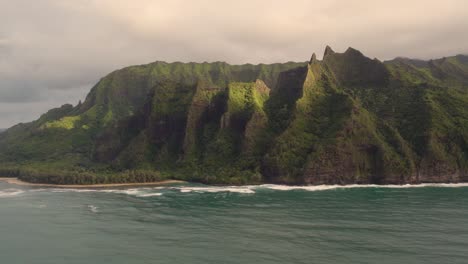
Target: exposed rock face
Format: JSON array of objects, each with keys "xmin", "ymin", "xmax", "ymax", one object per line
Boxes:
[
  {"xmin": 183, "ymin": 81, "xmax": 225, "ymax": 159},
  {"xmin": 323, "ymin": 46, "xmax": 390, "ymax": 87},
  {"xmin": 309, "ymin": 53, "xmax": 318, "ymax": 64},
  {"xmin": 1, "ymin": 47, "xmax": 467, "ymax": 185},
  {"xmin": 324, "ymin": 45, "xmax": 335, "ymax": 57}
]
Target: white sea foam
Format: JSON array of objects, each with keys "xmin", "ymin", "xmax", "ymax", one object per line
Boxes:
[
  {"xmin": 104, "ymin": 188, "xmax": 165, "ymax": 197},
  {"xmin": 46, "ymin": 188, "xmax": 165, "ymax": 198},
  {"xmin": 102, "ymin": 189, "xmax": 142, "ymax": 195},
  {"xmin": 87, "ymin": 205, "xmax": 99, "ymax": 213},
  {"xmin": 178, "ymin": 186, "xmax": 256, "ymax": 194},
  {"xmin": 255, "ymin": 183, "xmax": 468, "ymax": 192},
  {"xmin": 176, "ymin": 183, "xmax": 468, "ymax": 193},
  {"xmin": 0, "ymin": 188, "xmax": 25, "ymax": 198},
  {"xmin": 136, "ymin": 193, "xmax": 163, "ymax": 197},
  {"xmin": 2, "ymin": 182, "xmax": 467, "ymax": 198},
  {"xmin": 49, "ymin": 188, "xmax": 97, "ymax": 193}
]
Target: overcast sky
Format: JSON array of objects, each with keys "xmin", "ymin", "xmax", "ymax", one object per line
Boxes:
[{"xmin": 1, "ymin": 0, "xmax": 467, "ymax": 128}]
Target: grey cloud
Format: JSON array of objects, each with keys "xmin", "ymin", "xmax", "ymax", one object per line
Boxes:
[
  {"xmin": 0, "ymin": 0, "xmax": 467, "ymax": 128},
  {"xmin": 0, "ymin": 85, "xmax": 89, "ymax": 128},
  {"xmin": 0, "ymin": 80, "xmax": 42, "ymax": 103}
]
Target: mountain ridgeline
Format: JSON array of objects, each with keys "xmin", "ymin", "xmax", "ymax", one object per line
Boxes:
[{"xmin": 1, "ymin": 47, "xmax": 467, "ymax": 185}]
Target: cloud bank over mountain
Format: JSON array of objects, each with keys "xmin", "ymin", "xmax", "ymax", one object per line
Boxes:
[{"xmin": 0, "ymin": 0, "xmax": 467, "ymax": 127}]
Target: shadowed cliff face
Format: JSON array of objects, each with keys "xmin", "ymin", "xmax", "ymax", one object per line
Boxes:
[{"xmin": 0, "ymin": 48, "xmax": 467, "ymax": 185}]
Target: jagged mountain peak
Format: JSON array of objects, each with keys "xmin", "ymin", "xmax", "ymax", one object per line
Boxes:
[
  {"xmin": 344, "ymin": 47, "xmax": 364, "ymax": 56},
  {"xmin": 321, "ymin": 46, "xmax": 370, "ymax": 62},
  {"xmin": 309, "ymin": 53, "xmax": 318, "ymax": 64},
  {"xmin": 324, "ymin": 45, "xmax": 335, "ymax": 57},
  {"xmin": 320, "ymin": 46, "xmax": 389, "ymax": 87}
]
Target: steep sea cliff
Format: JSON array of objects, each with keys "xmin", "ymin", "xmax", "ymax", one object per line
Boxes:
[{"xmin": 0, "ymin": 47, "xmax": 467, "ymax": 185}]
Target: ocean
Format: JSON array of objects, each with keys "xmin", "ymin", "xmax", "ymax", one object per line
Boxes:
[{"xmin": 1, "ymin": 181, "xmax": 467, "ymax": 264}]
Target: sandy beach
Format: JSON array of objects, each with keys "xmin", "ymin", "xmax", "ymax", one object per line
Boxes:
[{"xmin": 0, "ymin": 177, "xmax": 185, "ymax": 188}]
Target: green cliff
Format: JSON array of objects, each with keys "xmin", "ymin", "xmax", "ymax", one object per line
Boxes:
[{"xmin": 1, "ymin": 48, "xmax": 467, "ymax": 185}]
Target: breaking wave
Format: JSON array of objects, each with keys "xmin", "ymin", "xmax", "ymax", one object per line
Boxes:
[
  {"xmin": 46, "ymin": 188, "xmax": 165, "ymax": 197},
  {"xmin": 0, "ymin": 188, "xmax": 25, "ymax": 198},
  {"xmin": 171, "ymin": 183, "xmax": 468, "ymax": 194},
  {"xmin": 178, "ymin": 186, "xmax": 256, "ymax": 194},
  {"xmin": 1, "ymin": 183, "xmax": 467, "ymax": 199},
  {"xmin": 256, "ymin": 183, "xmax": 468, "ymax": 191},
  {"xmin": 87, "ymin": 205, "xmax": 99, "ymax": 213},
  {"xmin": 135, "ymin": 193, "xmax": 163, "ymax": 197}
]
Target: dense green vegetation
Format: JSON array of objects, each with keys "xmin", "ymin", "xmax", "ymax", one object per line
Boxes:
[
  {"xmin": 0, "ymin": 48, "xmax": 467, "ymax": 185},
  {"xmin": 0, "ymin": 166, "xmax": 163, "ymax": 184}
]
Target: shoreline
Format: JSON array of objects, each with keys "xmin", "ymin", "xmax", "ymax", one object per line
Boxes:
[
  {"xmin": 0, "ymin": 177, "xmax": 186, "ymax": 188},
  {"xmin": 1, "ymin": 177, "xmax": 467, "ymax": 189}
]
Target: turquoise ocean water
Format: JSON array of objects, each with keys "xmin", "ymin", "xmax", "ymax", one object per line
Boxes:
[{"xmin": 1, "ymin": 181, "xmax": 467, "ymax": 264}]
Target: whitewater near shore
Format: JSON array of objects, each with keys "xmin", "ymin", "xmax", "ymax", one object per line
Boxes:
[{"xmin": 1, "ymin": 177, "xmax": 468, "ymax": 193}]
